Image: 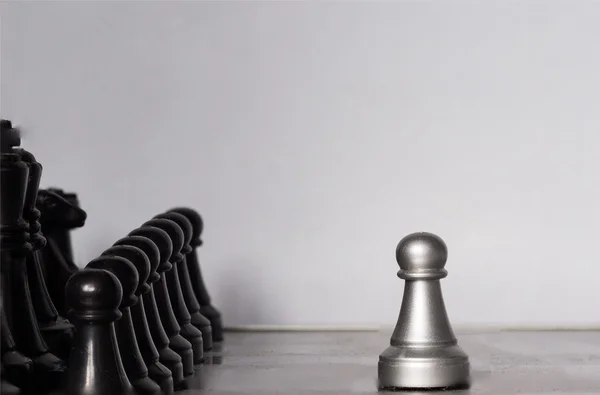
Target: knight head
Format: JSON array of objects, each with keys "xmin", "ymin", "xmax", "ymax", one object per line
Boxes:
[{"xmin": 37, "ymin": 189, "xmax": 87, "ymax": 229}]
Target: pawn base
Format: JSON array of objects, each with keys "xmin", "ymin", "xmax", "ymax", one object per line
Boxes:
[
  {"xmin": 200, "ymin": 306, "xmax": 223, "ymax": 342},
  {"xmin": 378, "ymin": 344, "xmax": 470, "ymax": 390},
  {"xmin": 147, "ymin": 362, "xmax": 174, "ymax": 395}
]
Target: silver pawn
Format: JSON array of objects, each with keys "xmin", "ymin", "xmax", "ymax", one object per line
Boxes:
[{"xmin": 378, "ymin": 232, "xmax": 470, "ymax": 390}]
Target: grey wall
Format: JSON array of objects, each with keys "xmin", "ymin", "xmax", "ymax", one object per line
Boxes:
[{"xmin": 2, "ymin": 1, "xmax": 599, "ymax": 328}]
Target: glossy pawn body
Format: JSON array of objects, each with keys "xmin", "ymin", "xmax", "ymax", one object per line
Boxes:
[
  {"xmin": 36, "ymin": 188, "xmax": 86, "ymax": 318},
  {"xmin": 65, "ymin": 267, "xmax": 135, "ymax": 395},
  {"xmin": 378, "ymin": 232, "xmax": 470, "ymax": 390}
]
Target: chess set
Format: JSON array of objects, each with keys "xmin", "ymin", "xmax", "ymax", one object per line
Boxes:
[
  {"xmin": 1, "ymin": 120, "xmax": 223, "ymax": 395},
  {"xmin": 1, "ymin": 117, "xmax": 598, "ymax": 395}
]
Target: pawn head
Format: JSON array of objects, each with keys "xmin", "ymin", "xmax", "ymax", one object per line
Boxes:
[
  {"xmin": 114, "ymin": 235, "xmax": 161, "ymax": 287},
  {"xmin": 102, "ymin": 245, "xmax": 150, "ymax": 297},
  {"xmin": 169, "ymin": 207, "xmax": 203, "ymax": 247},
  {"xmin": 155, "ymin": 212, "xmax": 193, "ymax": 254},
  {"xmin": 129, "ymin": 226, "xmax": 173, "ymax": 274},
  {"xmin": 65, "ymin": 268, "xmax": 123, "ymax": 322},
  {"xmin": 86, "ymin": 255, "xmax": 139, "ymax": 308},
  {"xmin": 142, "ymin": 218, "xmax": 184, "ymax": 263},
  {"xmin": 396, "ymin": 232, "xmax": 448, "ymax": 272}
]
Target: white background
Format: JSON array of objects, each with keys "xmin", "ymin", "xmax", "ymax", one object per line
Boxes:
[{"xmin": 2, "ymin": 1, "xmax": 599, "ymax": 329}]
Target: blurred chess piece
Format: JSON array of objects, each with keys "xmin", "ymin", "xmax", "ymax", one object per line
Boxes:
[
  {"xmin": 0, "ymin": 120, "xmax": 66, "ymax": 392},
  {"xmin": 1, "ymin": 288, "xmax": 24, "ymax": 395},
  {"xmin": 19, "ymin": 152, "xmax": 75, "ymax": 360},
  {"xmin": 45, "ymin": 188, "xmax": 82, "ymax": 263},
  {"xmin": 37, "ymin": 188, "xmax": 86, "ymax": 317},
  {"xmin": 169, "ymin": 208, "xmax": 224, "ymax": 342},
  {"xmin": 378, "ymin": 232, "xmax": 470, "ymax": 390},
  {"xmin": 157, "ymin": 212, "xmax": 213, "ymax": 351}
]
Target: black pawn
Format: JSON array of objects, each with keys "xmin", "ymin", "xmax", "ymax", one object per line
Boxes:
[
  {"xmin": 145, "ymin": 218, "xmax": 204, "ymax": 364},
  {"xmin": 170, "ymin": 208, "xmax": 224, "ymax": 341},
  {"xmin": 0, "ymin": 120, "xmax": 65, "ymax": 392},
  {"xmin": 91, "ymin": 247, "xmax": 161, "ymax": 395},
  {"xmin": 158, "ymin": 212, "xmax": 212, "ymax": 351},
  {"xmin": 20, "ymin": 150, "xmax": 74, "ymax": 360},
  {"xmin": 65, "ymin": 266, "xmax": 135, "ymax": 395},
  {"xmin": 133, "ymin": 223, "xmax": 196, "ymax": 374},
  {"xmin": 112, "ymin": 236, "xmax": 174, "ymax": 395},
  {"xmin": 129, "ymin": 228, "xmax": 191, "ymax": 391}
]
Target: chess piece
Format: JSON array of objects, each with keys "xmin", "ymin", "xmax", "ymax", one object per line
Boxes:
[
  {"xmin": 0, "ymin": 121, "xmax": 66, "ymax": 392},
  {"xmin": 0, "ymin": 379, "xmax": 21, "ymax": 395},
  {"xmin": 157, "ymin": 212, "xmax": 213, "ymax": 351},
  {"xmin": 169, "ymin": 208, "xmax": 223, "ymax": 342},
  {"xmin": 37, "ymin": 189, "xmax": 86, "ymax": 317},
  {"xmin": 0, "ymin": 289, "xmax": 26, "ymax": 395},
  {"xmin": 132, "ymin": 224, "xmax": 194, "ymax": 379},
  {"xmin": 146, "ymin": 217, "xmax": 204, "ymax": 364},
  {"xmin": 19, "ymin": 152, "xmax": 75, "ymax": 361},
  {"xmin": 0, "ymin": 314, "xmax": 33, "ymax": 394},
  {"xmin": 65, "ymin": 267, "xmax": 135, "ymax": 395},
  {"xmin": 91, "ymin": 247, "xmax": 161, "ymax": 395},
  {"xmin": 45, "ymin": 188, "xmax": 81, "ymax": 263},
  {"xmin": 378, "ymin": 232, "xmax": 470, "ymax": 390},
  {"xmin": 113, "ymin": 236, "xmax": 174, "ymax": 395},
  {"xmin": 128, "ymin": 228, "xmax": 186, "ymax": 391},
  {"xmin": 0, "ymin": 123, "xmax": 33, "ymax": 394}
]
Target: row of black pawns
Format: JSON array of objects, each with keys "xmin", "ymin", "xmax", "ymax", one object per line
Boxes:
[{"xmin": 65, "ymin": 208, "xmax": 223, "ymax": 395}]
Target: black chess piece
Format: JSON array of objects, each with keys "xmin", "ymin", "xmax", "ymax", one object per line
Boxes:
[
  {"xmin": 0, "ymin": 333, "xmax": 32, "ymax": 394},
  {"xmin": 91, "ymin": 246, "xmax": 161, "ymax": 395},
  {"xmin": 169, "ymin": 208, "xmax": 224, "ymax": 342},
  {"xmin": 45, "ymin": 188, "xmax": 80, "ymax": 263},
  {"xmin": 113, "ymin": 235, "xmax": 174, "ymax": 395},
  {"xmin": 1, "ymin": 302, "xmax": 33, "ymax": 394},
  {"xmin": 19, "ymin": 151, "xmax": 75, "ymax": 361},
  {"xmin": 0, "ymin": 379, "xmax": 21, "ymax": 395},
  {"xmin": 0, "ymin": 121, "xmax": 34, "ymax": 394},
  {"xmin": 0, "ymin": 121, "xmax": 66, "ymax": 393},
  {"xmin": 158, "ymin": 212, "xmax": 213, "ymax": 351},
  {"xmin": 145, "ymin": 218, "xmax": 204, "ymax": 364},
  {"xmin": 0, "ymin": 289, "xmax": 26, "ymax": 395},
  {"xmin": 134, "ymin": 222, "xmax": 196, "ymax": 375},
  {"xmin": 37, "ymin": 189, "xmax": 86, "ymax": 317},
  {"xmin": 65, "ymin": 266, "xmax": 135, "ymax": 395},
  {"xmin": 128, "ymin": 227, "xmax": 188, "ymax": 391}
]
